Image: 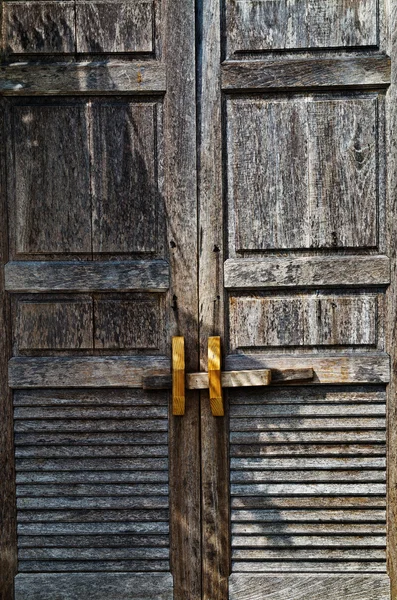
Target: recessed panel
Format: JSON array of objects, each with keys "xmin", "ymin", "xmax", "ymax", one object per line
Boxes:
[
  {"xmin": 227, "ymin": 96, "xmax": 378, "ymax": 251},
  {"xmin": 76, "ymin": 1, "xmax": 154, "ymax": 53},
  {"xmin": 11, "ymin": 103, "xmax": 91, "ymax": 255},
  {"xmin": 4, "ymin": 2, "xmax": 75, "ymax": 54},
  {"xmin": 15, "ymin": 297, "xmax": 93, "ymax": 351},
  {"xmin": 229, "ymin": 294, "xmax": 377, "ymax": 350},
  {"xmin": 94, "ymin": 294, "xmax": 162, "ymax": 350},
  {"xmin": 91, "ymin": 102, "xmax": 160, "ymax": 253},
  {"xmin": 226, "ymin": 0, "xmax": 378, "ymax": 55}
]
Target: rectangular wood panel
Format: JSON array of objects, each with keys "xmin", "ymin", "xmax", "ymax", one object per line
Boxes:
[
  {"xmin": 10, "ymin": 103, "xmax": 91, "ymax": 255},
  {"xmin": 76, "ymin": 1, "xmax": 154, "ymax": 53},
  {"xmin": 226, "ymin": 0, "xmax": 378, "ymax": 55},
  {"xmin": 5, "ymin": 261, "xmax": 169, "ymax": 292},
  {"xmin": 230, "ymin": 294, "xmax": 378, "ymax": 349},
  {"xmin": 3, "ymin": 2, "xmax": 76, "ymax": 54},
  {"xmin": 15, "ymin": 573, "xmax": 173, "ymax": 599},
  {"xmin": 15, "ymin": 298, "xmax": 93, "ymax": 351},
  {"xmin": 94, "ymin": 294, "xmax": 161, "ymax": 350},
  {"xmin": 91, "ymin": 101, "xmax": 160, "ymax": 253},
  {"xmin": 227, "ymin": 95, "xmax": 378, "ymax": 251},
  {"xmin": 224, "ymin": 256, "xmax": 390, "ymax": 289}
]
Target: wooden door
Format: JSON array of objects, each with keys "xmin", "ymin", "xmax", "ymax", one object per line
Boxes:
[
  {"xmin": 0, "ymin": 2, "xmax": 200, "ymax": 600},
  {"xmin": 198, "ymin": 1, "xmax": 397, "ymax": 599}
]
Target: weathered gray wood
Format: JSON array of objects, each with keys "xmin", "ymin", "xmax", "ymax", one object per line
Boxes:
[
  {"xmin": 10, "ymin": 103, "xmax": 91, "ymax": 254},
  {"xmin": 232, "ymin": 523, "xmax": 386, "ymax": 535},
  {"xmin": 224, "ymin": 256, "xmax": 390, "ymax": 288},
  {"xmin": 231, "ymin": 483, "xmax": 386, "ymax": 496},
  {"xmin": 17, "ymin": 497, "xmax": 169, "ymax": 509},
  {"xmin": 14, "ymin": 419, "xmax": 169, "ymax": 432},
  {"xmin": 18, "ymin": 522, "xmax": 169, "ymax": 534},
  {"xmin": 231, "ymin": 470, "xmax": 385, "ymax": 483},
  {"xmin": 230, "ymin": 404, "xmax": 386, "ymax": 417},
  {"xmin": 94, "ymin": 295, "xmax": 161, "ymax": 350},
  {"xmin": 230, "ymin": 417, "xmax": 385, "ymax": 431},
  {"xmin": 232, "ymin": 535, "xmax": 385, "ymax": 548},
  {"xmin": 19, "ymin": 534, "xmax": 170, "ymax": 548},
  {"xmin": 19, "ymin": 547, "xmax": 169, "ymax": 560},
  {"xmin": 13, "ymin": 389, "xmax": 169, "ymax": 407},
  {"xmin": 231, "ymin": 443, "xmax": 386, "ymax": 457},
  {"xmin": 14, "ymin": 431, "xmax": 168, "ymax": 445},
  {"xmin": 231, "ymin": 430, "xmax": 386, "ymax": 443},
  {"xmin": 18, "ymin": 561, "xmax": 170, "ymax": 572},
  {"xmin": 230, "ymin": 456, "xmax": 385, "ymax": 469},
  {"xmin": 4, "ymin": 2, "xmax": 75, "ymax": 54},
  {"xmin": 225, "ymin": 355, "xmax": 390, "ymax": 384},
  {"xmin": 232, "ymin": 562, "xmax": 387, "ymax": 573},
  {"xmin": 5, "ymin": 261, "xmax": 169, "ymax": 292},
  {"xmin": 91, "ymin": 101, "xmax": 160, "ymax": 253},
  {"xmin": 232, "ymin": 548, "xmax": 386, "ymax": 560},
  {"xmin": 226, "ymin": 0, "xmax": 378, "ymax": 54},
  {"xmin": 76, "ymin": 1, "xmax": 154, "ymax": 53},
  {"xmin": 17, "ymin": 510, "xmax": 169, "ymax": 523},
  {"xmin": 229, "ymin": 386, "xmax": 386, "ymax": 405},
  {"xmin": 230, "ymin": 294, "xmax": 377, "ymax": 349},
  {"xmin": 15, "ymin": 298, "xmax": 93, "ymax": 351},
  {"xmin": 231, "ymin": 508, "xmax": 386, "ymax": 521},
  {"xmin": 229, "ymin": 574, "xmax": 390, "ymax": 600},
  {"xmin": 14, "ymin": 405, "xmax": 167, "ymax": 419},
  {"xmin": 9, "ymin": 356, "xmax": 170, "ymax": 388},
  {"xmin": 15, "ymin": 573, "xmax": 173, "ymax": 599},
  {"xmin": 0, "ymin": 62, "xmax": 167, "ymax": 95},
  {"xmin": 227, "ymin": 95, "xmax": 378, "ymax": 251},
  {"xmin": 231, "ymin": 496, "xmax": 386, "ymax": 509},
  {"xmin": 17, "ymin": 483, "xmax": 168, "ymax": 496},
  {"xmin": 15, "ymin": 446, "xmax": 169, "ymax": 459},
  {"xmin": 16, "ymin": 457, "xmax": 168, "ymax": 470},
  {"xmin": 222, "ymin": 56, "xmax": 391, "ymax": 91}
]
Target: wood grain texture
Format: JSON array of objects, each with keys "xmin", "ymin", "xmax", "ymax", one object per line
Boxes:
[
  {"xmin": 15, "ymin": 298, "xmax": 93, "ymax": 351},
  {"xmin": 229, "ymin": 574, "xmax": 390, "ymax": 600},
  {"xmin": 9, "ymin": 356, "xmax": 170, "ymax": 388},
  {"xmin": 76, "ymin": 1, "xmax": 154, "ymax": 53},
  {"xmin": 11, "ymin": 103, "xmax": 91, "ymax": 254},
  {"xmin": 5, "ymin": 261, "xmax": 169, "ymax": 292},
  {"xmin": 222, "ymin": 56, "xmax": 391, "ymax": 91},
  {"xmin": 208, "ymin": 336, "xmax": 224, "ymax": 416},
  {"xmin": 224, "ymin": 256, "xmax": 390, "ymax": 288},
  {"xmin": 15, "ymin": 573, "xmax": 173, "ymax": 599},
  {"xmin": 172, "ymin": 336, "xmax": 185, "ymax": 416},
  {"xmin": 230, "ymin": 294, "xmax": 377, "ymax": 349},
  {"xmin": 226, "ymin": 0, "xmax": 378, "ymax": 55},
  {"xmin": 94, "ymin": 295, "xmax": 161, "ymax": 350},
  {"xmin": 4, "ymin": 2, "xmax": 75, "ymax": 54},
  {"xmin": 91, "ymin": 101, "xmax": 160, "ymax": 253},
  {"xmin": 225, "ymin": 354, "xmax": 390, "ymax": 384},
  {"xmin": 0, "ymin": 62, "xmax": 167, "ymax": 95},
  {"xmin": 227, "ymin": 95, "xmax": 378, "ymax": 251}
]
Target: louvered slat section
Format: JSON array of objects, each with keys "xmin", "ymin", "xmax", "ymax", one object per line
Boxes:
[
  {"xmin": 229, "ymin": 386, "xmax": 387, "ymax": 573},
  {"xmin": 14, "ymin": 389, "xmax": 170, "ymax": 573}
]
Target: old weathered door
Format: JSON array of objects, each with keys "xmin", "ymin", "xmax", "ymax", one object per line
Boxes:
[
  {"xmin": 0, "ymin": 2, "xmax": 200, "ymax": 600},
  {"xmin": 1, "ymin": 1, "xmax": 397, "ymax": 600},
  {"xmin": 198, "ymin": 1, "xmax": 397, "ymax": 599}
]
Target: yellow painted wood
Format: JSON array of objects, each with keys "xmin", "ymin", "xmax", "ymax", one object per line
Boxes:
[
  {"xmin": 208, "ymin": 336, "xmax": 224, "ymax": 416},
  {"xmin": 172, "ymin": 336, "xmax": 185, "ymax": 415}
]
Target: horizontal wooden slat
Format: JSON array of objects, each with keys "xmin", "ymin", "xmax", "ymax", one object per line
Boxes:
[
  {"xmin": 222, "ymin": 56, "xmax": 391, "ymax": 91},
  {"xmin": 18, "ymin": 521, "xmax": 169, "ymax": 535},
  {"xmin": 0, "ymin": 62, "xmax": 167, "ymax": 96},
  {"xmin": 14, "ymin": 406, "xmax": 168, "ymax": 419},
  {"xmin": 17, "ymin": 561, "xmax": 170, "ymax": 572},
  {"xmin": 13, "ymin": 389, "xmax": 169, "ymax": 407},
  {"xmin": 18, "ymin": 535, "xmax": 170, "ymax": 548},
  {"xmin": 225, "ymin": 355, "xmax": 390, "ymax": 384},
  {"xmin": 230, "ymin": 457, "xmax": 385, "ymax": 469},
  {"xmin": 14, "ymin": 419, "xmax": 169, "ymax": 432},
  {"xmin": 15, "ymin": 458, "xmax": 168, "ymax": 471},
  {"xmin": 230, "ymin": 404, "xmax": 385, "ymax": 417},
  {"xmin": 19, "ymin": 547, "xmax": 169, "ymax": 560},
  {"xmin": 231, "ymin": 497, "xmax": 386, "ymax": 510},
  {"xmin": 16, "ymin": 471, "xmax": 168, "ymax": 484},
  {"xmin": 17, "ymin": 484, "xmax": 169, "ymax": 497},
  {"xmin": 232, "ymin": 523, "xmax": 386, "ymax": 535},
  {"xmin": 229, "ymin": 574, "xmax": 390, "ymax": 598},
  {"xmin": 230, "ymin": 444, "xmax": 386, "ymax": 457},
  {"xmin": 232, "ymin": 535, "xmax": 385, "ymax": 548},
  {"xmin": 229, "ymin": 387, "xmax": 386, "ymax": 405},
  {"xmin": 231, "ymin": 471, "xmax": 385, "ymax": 483},
  {"xmin": 14, "ymin": 432, "xmax": 168, "ymax": 445},
  {"xmin": 231, "ymin": 509, "xmax": 386, "ymax": 522},
  {"xmin": 230, "ymin": 431, "xmax": 386, "ymax": 444},
  {"xmin": 17, "ymin": 510, "xmax": 169, "ymax": 523},
  {"xmin": 5, "ymin": 261, "xmax": 169, "ymax": 292},
  {"xmin": 232, "ymin": 548, "xmax": 386, "ymax": 560},
  {"xmin": 224, "ymin": 256, "xmax": 390, "ymax": 289},
  {"xmin": 231, "ymin": 483, "xmax": 385, "ymax": 496},
  {"xmin": 9, "ymin": 356, "xmax": 170, "ymax": 388},
  {"xmin": 17, "ymin": 497, "xmax": 169, "ymax": 510},
  {"xmin": 15, "ymin": 445, "xmax": 169, "ymax": 458},
  {"xmin": 230, "ymin": 417, "xmax": 385, "ymax": 431},
  {"xmin": 232, "ymin": 563, "xmax": 387, "ymax": 573}
]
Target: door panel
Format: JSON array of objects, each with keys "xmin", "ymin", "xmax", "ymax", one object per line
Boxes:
[{"xmin": 0, "ymin": 0, "xmax": 199, "ymax": 599}]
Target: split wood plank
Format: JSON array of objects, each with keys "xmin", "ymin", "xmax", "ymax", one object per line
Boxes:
[{"xmin": 208, "ymin": 336, "xmax": 224, "ymax": 416}]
